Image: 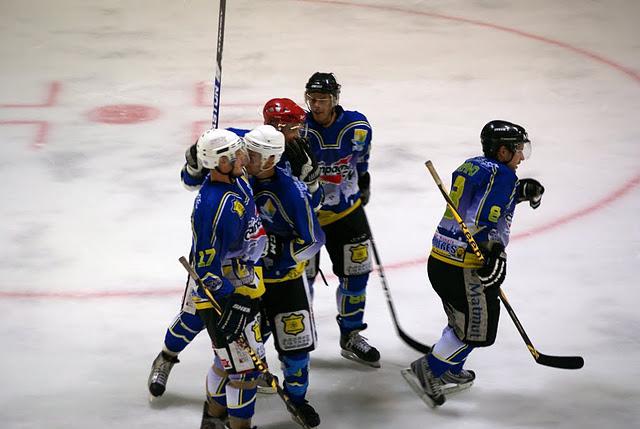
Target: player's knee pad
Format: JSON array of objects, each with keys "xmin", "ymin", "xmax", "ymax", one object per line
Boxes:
[
  {"xmin": 206, "ymin": 357, "xmax": 229, "ymax": 407},
  {"xmin": 164, "ymin": 311, "xmax": 205, "ymax": 353},
  {"xmin": 226, "ymin": 371, "xmax": 259, "ymax": 419},
  {"xmin": 273, "ymin": 309, "xmax": 316, "ymax": 354},
  {"xmin": 280, "ymin": 352, "xmax": 310, "ymax": 400},
  {"xmin": 339, "ymin": 239, "xmax": 373, "ymax": 276},
  {"xmin": 265, "ymin": 277, "xmax": 316, "ymax": 354},
  {"xmin": 213, "ymin": 313, "xmax": 266, "ymax": 373}
]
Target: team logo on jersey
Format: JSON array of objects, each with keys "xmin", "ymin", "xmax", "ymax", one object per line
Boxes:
[
  {"xmin": 319, "ymin": 154, "xmax": 353, "ymax": 184},
  {"xmin": 353, "ymin": 129, "xmax": 368, "ymax": 142},
  {"xmin": 244, "ymin": 214, "xmax": 266, "ymax": 241},
  {"xmin": 232, "ymin": 200, "xmax": 245, "ymax": 217},
  {"xmin": 352, "ymin": 129, "xmax": 368, "ymax": 152},
  {"xmin": 349, "ymin": 243, "xmax": 369, "ymax": 264},
  {"xmin": 260, "ymin": 198, "xmax": 277, "ymax": 222},
  {"xmin": 282, "ymin": 313, "xmax": 306, "ymax": 336}
]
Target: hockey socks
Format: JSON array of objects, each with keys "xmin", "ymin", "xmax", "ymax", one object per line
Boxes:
[
  {"xmin": 164, "ymin": 310, "xmax": 205, "ymax": 354},
  {"xmin": 336, "ymin": 274, "xmax": 368, "ymax": 333},
  {"xmin": 429, "ymin": 325, "xmax": 474, "ymax": 376}
]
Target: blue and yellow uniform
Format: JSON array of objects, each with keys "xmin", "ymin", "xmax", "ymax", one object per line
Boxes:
[
  {"xmin": 252, "ymin": 167, "xmax": 325, "ymax": 282},
  {"xmin": 305, "ymin": 105, "xmax": 375, "ymax": 341},
  {"xmin": 430, "ymin": 156, "xmax": 517, "ymax": 269},
  {"xmin": 251, "ymin": 166, "xmax": 325, "ymax": 405},
  {"xmin": 189, "ymin": 174, "xmax": 266, "ymax": 307},
  {"xmin": 425, "ymin": 155, "xmax": 519, "ymax": 379},
  {"xmin": 306, "ymin": 106, "xmax": 371, "ymax": 226}
]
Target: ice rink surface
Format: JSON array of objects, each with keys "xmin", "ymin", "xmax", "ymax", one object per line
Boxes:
[{"xmin": 1, "ymin": 1, "xmax": 639, "ymax": 428}]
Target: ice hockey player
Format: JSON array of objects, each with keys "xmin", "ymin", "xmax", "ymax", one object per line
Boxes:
[
  {"xmin": 402, "ymin": 120, "xmax": 545, "ymax": 407},
  {"xmin": 147, "ymin": 99, "xmax": 320, "ymax": 398},
  {"xmin": 262, "ymin": 98, "xmax": 322, "ymax": 211},
  {"xmin": 184, "ymin": 128, "xmax": 267, "ymax": 429},
  {"xmin": 302, "ymin": 72, "xmax": 380, "ymax": 367},
  {"xmin": 244, "ymin": 125, "xmax": 325, "ymax": 427}
]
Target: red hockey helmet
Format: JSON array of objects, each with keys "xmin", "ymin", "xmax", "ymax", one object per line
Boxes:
[{"xmin": 262, "ymin": 98, "xmax": 306, "ymax": 127}]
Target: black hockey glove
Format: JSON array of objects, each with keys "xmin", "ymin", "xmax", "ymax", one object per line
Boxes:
[
  {"xmin": 185, "ymin": 141, "xmax": 207, "ymax": 179},
  {"xmin": 477, "ymin": 243, "xmax": 507, "ymax": 288},
  {"xmin": 217, "ymin": 293, "xmax": 255, "ymax": 342},
  {"xmin": 262, "ymin": 233, "xmax": 285, "ymax": 269},
  {"xmin": 358, "ymin": 172, "xmax": 371, "ymax": 206},
  {"xmin": 517, "ymin": 178, "xmax": 544, "ymax": 209},
  {"xmin": 285, "ymin": 137, "xmax": 320, "ymax": 192}
]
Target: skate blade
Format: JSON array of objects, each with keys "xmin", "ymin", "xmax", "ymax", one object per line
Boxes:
[
  {"xmin": 400, "ymin": 368, "xmax": 444, "ymax": 408},
  {"xmin": 257, "ymin": 385, "xmax": 277, "ymax": 395},
  {"xmin": 340, "ymin": 350, "xmax": 381, "ymax": 368}
]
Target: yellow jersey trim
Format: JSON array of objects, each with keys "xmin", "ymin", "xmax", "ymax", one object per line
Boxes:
[
  {"xmin": 318, "ymin": 198, "xmax": 361, "ymax": 226},
  {"xmin": 430, "ymin": 247, "xmax": 483, "ymax": 268},
  {"xmin": 264, "ymin": 263, "xmax": 306, "ymax": 284}
]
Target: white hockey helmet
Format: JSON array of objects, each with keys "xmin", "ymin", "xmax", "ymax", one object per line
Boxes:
[
  {"xmin": 244, "ymin": 125, "xmax": 285, "ymax": 170},
  {"xmin": 196, "ymin": 128, "xmax": 245, "ymax": 170}
]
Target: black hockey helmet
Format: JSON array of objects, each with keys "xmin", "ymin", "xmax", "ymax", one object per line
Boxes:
[
  {"xmin": 480, "ymin": 120, "xmax": 531, "ymax": 159},
  {"xmin": 305, "ymin": 72, "xmax": 341, "ymax": 98}
]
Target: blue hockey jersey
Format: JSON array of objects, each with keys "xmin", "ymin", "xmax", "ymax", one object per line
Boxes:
[
  {"xmin": 305, "ymin": 106, "xmax": 371, "ymax": 226},
  {"xmin": 430, "ymin": 156, "xmax": 518, "ymax": 268},
  {"xmin": 250, "ymin": 167, "xmax": 325, "ymax": 282},
  {"xmin": 190, "ymin": 175, "xmax": 267, "ymax": 308}
]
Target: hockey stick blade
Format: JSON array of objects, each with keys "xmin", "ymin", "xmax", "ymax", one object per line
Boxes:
[
  {"xmin": 398, "ymin": 330, "xmax": 432, "ymax": 354},
  {"xmin": 535, "ymin": 352, "xmax": 584, "ymax": 370}
]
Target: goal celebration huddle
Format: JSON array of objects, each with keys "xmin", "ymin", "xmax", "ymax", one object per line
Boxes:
[{"xmin": 145, "ymin": 68, "xmax": 580, "ymax": 429}]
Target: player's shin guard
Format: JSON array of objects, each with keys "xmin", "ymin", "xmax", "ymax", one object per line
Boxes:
[
  {"xmin": 226, "ymin": 371, "xmax": 259, "ymax": 420},
  {"xmin": 280, "ymin": 352, "xmax": 310, "ymax": 403},
  {"xmin": 206, "ymin": 357, "xmax": 229, "ymax": 408},
  {"xmin": 164, "ymin": 310, "xmax": 205, "ymax": 354},
  {"xmin": 336, "ymin": 274, "xmax": 368, "ymax": 334}
]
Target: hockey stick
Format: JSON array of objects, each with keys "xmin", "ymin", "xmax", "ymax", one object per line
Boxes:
[
  {"xmin": 364, "ymin": 215, "xmax": 432, "ymax": 354},
  {"xmin": 211, "ymin": 0, "xmax": 226, "ymax": 128},
  {"xmin": 178, "ymin": 256, "xmax": 312, "ymax": 429},
  {"xmin": 424, "ymin": 161, "xmax": 584, "ymax": 370}
]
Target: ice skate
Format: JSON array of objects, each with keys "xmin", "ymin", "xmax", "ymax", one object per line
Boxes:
[
  {"xmin": 289, "ymin": 399, "xmax": 320, "ymax": 428},
  {"xmin": 147, "ymin": 351, "xmax": 179, "ymax": 398},
  {"xmin": 439, "ymin": 368, "xmax": 475, "ymax": 395},
  {"xmin": 340, "ymin": 329, "xmax": 381, "ymax": 368},
  {"xmin": 200, "ymin": 401, "xmax": 229, "ymax": 429},
  {"xmin": 401, "ymin": 356, "xmax": 445, "ymax": 407}
]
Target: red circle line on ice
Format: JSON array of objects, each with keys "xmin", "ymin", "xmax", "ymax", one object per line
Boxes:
[
  {"xmin": 88, "ymin": 104, "xmax": 161, "ymax": 124},
  {"xmin": 1, "ymin": 3, "xmax": 639, "ymax": 299}
]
